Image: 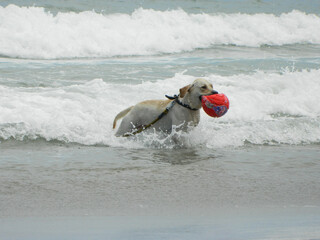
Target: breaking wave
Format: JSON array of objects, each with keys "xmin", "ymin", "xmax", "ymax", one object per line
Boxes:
[
  {"xmin": 1, "ymin": 5, "xmax": 320, "ymax": 59},
  {"xmin": 1, "ymin": 69, "xmax": 320, "ymax": 148}
]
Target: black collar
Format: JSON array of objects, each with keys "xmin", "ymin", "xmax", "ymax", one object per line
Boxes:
[{"xmin": 165, "ymin": 94, "xmax": 199, "ymax": 111}]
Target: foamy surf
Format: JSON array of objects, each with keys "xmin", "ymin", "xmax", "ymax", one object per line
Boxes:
[
  {"xmin": 1, "ymin": 5, "xmax": 320, "ymax": 59},
  {"xmin": 1, "ymin": 69, "xmax": 319, "ymax": 148}
]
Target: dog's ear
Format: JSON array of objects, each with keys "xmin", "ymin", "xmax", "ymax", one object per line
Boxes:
[{"xmin": 179, "ymin": 84, "xmax": 191, "ymax": 98}]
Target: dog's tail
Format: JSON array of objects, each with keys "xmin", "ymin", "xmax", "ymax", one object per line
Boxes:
[{"xmin": 113, "ymin": 106, "xmax": 134, "ymax": 129}]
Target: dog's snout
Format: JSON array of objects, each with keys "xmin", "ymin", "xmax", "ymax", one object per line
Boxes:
[{"xmin": 211, "ymin": 90, "xmax": 218, "ymax": 95}]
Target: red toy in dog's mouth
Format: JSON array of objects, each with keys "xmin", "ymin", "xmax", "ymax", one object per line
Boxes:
[{"xmin": 201, "ymin": 93, "xmax": 229, "ymax": 117}]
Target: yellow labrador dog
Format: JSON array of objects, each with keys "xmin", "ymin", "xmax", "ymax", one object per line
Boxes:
[{"xmin": 113, "ymin": 78, "xmax": 217, "ymax": 137}]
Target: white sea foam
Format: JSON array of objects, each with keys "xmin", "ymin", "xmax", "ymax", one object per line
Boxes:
[
  {"xmin": 1, "ymin": 5, "xmax": 320, "ymax": 59},
  {"xmin": 1, "ymin": 69, "xmax": 320, "ymax": 148}
]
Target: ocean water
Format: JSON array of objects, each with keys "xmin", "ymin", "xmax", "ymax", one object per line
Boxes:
[{"xmin": 1, "ymin": 0, "xmax": 320, "ymax": 239}]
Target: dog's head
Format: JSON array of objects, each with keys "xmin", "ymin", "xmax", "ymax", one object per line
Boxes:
[{"xmin": 179, "ymin": 78, "xmax": 217, "ymax": 109}]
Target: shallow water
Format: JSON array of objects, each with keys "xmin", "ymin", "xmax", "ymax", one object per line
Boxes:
[
  {"xmin": 1, "ymin": 141, "xmax": 319, "ymax": 217},
  {"xmin": 1, "ymin": 141, "xmax": 320, "ymax": 239},
  {"xmin": 1, "ymin": 210, "xmax": 320, "ymax": 240},
  {"xmin": 0, "ymin": 0, "xmax": 320, "ymax": 239}
]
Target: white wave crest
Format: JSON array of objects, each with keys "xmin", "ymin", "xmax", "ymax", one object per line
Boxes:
[
  {"xmin": 1, "ymin": 69, "xmax": 320, "ymax": 148},
  {"xmin": 1, "ymin": 5, "xmax": 320, "ymax": 59}
]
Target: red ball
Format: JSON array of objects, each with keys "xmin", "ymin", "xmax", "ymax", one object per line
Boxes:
[{"xmin": 201, "ymin": 93, "xmax": 229, "ymax": 118}]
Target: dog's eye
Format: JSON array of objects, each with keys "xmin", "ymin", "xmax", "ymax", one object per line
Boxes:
[{"xmin": 201, "ymin": 86, "xmax": 207, "ymax": 89}]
